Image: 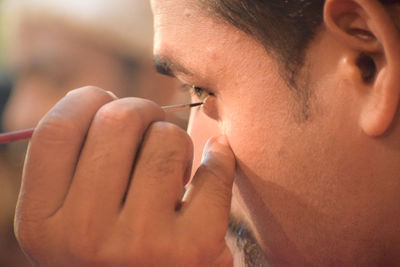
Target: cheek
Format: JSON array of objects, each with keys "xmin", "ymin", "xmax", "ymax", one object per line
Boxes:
[
  {"xmin": 218, "ymin": 86, "xmax": 297, "ymax": 183},
  {"xmin": 223, "ymin": 113, "xmax": 269, "ymax": 177}
]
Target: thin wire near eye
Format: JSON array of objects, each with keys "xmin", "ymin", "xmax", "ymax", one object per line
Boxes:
[
  {"xmin": 181, "ymin": 83, "xmax": 209, "ymax": 100},
  {"xmin": 181, "ymin": 83, "xmax": 217, "ymax": 119}
]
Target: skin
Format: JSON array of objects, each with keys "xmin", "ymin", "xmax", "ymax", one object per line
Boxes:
[
  {"xmin": 12, "ymin": 0, "xmax": 400, "ymax": 266},
  {"xmin": 153, "ymin": 0, "xmax": 400, "ymax": 264}
]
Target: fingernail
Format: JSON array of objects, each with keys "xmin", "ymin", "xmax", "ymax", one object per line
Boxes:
[
  {"xmin": 201, "ymin": 144, "xmax": 210, "ymax": 165},
  {"xmin": 106, "ymin": 90, "xmax": 118, "ymax": 99},
  {"xmin": 217, "ymin": 135, "xmax": 229, "ymax": 146},
  {"xmin": 201, "ymin": 138, "xmax": 214, "ymax": 165},
  {"xmin": 201, "ymin": 135, "xmax": 228, "ymax": 164}
]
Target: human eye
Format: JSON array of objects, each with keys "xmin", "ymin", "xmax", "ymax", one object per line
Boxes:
[
  {"xmin": 181, "ymin": 84, "xmax": 212, "ymax": 101},
  {"xmin": 181, "ymin": 83, "xmax": 218, "ymax": 120}
]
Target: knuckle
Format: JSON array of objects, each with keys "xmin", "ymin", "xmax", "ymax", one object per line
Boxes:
[
  {"xmin": 65, "ymin": 86, "xmax": 116, "ymax": 108},
  {"xmin": 34, "ymin": 113, "xmax": 81, "ymax": 143},
  {"xmin": 93, "ymin": 98, "xmax": 164, "ymax": 132},
  {"xmin": 150, "ymin": 121, "xmax": 187, "ymax": 138},
  {"xmin": 144, "ymin": 122, "xmax": 193, "ymax": 171},
  {"xmin": 33, "ymin": 86, "xmax": 115, "ymax": 143},
  {"xmin": 95, "ymin": 100, "xmax": 144, "ymax": 128},
  {"xmin": 153, "ymin": 150, "xmax": 183, "ymax": 176},
  {"xmin": 66, "ymin": 85, "xmax": 108, "ymax": 99},
  {"xmin": 66, "ymin": 86, "xmax": 115, "ymax": 104},
  {"xmin": 148, "ymin": 121, "xmax": 193, "ymax": 151}
]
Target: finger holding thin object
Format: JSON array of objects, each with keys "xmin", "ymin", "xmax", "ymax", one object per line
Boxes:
[
  {"xmin": 0, "ymin": 102, "xmax": 202, "ymax": 144},
  {"xmin": 15, "ymin": 100, "xmax": 202, "ymax": 221},
  {"xmin": 64, "ymin": 98, "xmax": 165, "ymax": 221}
]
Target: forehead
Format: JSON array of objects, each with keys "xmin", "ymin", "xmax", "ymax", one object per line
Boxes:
[
  {"xmin": 151, "ymin": 0, "xmax": 206, "ymax": 28},
  {"xmin": 151, "ymin": 0, "xmax": 270, "ymax": 82},
  {"xmin": 151, "ymin": 0, "xmax": 228, "ymax": 53}
]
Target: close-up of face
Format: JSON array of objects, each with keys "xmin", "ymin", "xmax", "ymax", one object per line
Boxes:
[{"xmin": 152, "ymin": 0, "xmax": 400, "ymax": 265}]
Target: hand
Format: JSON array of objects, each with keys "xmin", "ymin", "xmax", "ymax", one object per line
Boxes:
[{"xmin": 15, "ymin": 86, "xmax": 236, "ymax": 266}]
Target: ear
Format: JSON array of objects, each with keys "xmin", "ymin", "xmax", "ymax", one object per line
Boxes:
[{"xmin": 324, "ymin": 0, "xmax": 400, "ymax": 136}]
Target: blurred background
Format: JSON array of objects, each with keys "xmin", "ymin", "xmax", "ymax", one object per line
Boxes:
[{"xmin": 0, "ymin": 0, "xmax": 190, "ymax": 265}]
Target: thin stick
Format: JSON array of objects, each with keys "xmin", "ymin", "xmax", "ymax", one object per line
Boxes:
[
  {"xmin": 0, "ymin": 128, "xmax": 35, "ymax": 144},
  {"xmin": 0, "ymin": 102, "xmax": 203, "ymax": 144},
  {"xmin": 161, "ymin": 102, "xmax": 203, "ymax": 112}
]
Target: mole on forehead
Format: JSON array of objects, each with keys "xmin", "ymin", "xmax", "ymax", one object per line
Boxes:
[
  {"xmin": 179, "ymin": 0, "xmax": 216, "ymax": 18},
  {"xmin": 183, "ymin": 8, "xmax": 192, "ymax": 17},
  {"xmin": 206, "ymin": 47, "xmax": 218, "ymax": 60}
]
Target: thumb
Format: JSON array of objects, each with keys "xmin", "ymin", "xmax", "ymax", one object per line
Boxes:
[{"xmin": 184, "ymin": 135, "xmax": 236, "ymax": 229}]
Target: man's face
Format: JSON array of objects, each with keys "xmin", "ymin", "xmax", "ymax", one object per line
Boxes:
[{"xmin": 152, "ymin": 0, "xmax": 400, "ymax": 263}]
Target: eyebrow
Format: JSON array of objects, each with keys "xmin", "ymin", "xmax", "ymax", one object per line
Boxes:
[{"xmin": 154, "ymin": 55, "xmax": 193, "ymax": 77}]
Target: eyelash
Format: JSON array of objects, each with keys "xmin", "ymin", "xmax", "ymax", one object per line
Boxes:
[
  {"xmin": 181, "ymin": 83, "xmax": 218, "ymax": 119},
  {"xmin": 182, "ymin": 84, "xmax": 211, "ymax": 100}
]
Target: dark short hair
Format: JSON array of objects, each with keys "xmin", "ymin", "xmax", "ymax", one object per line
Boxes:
[{"xmin": 202, "ymin": 0, "xmax": 399, "ymax": 89}]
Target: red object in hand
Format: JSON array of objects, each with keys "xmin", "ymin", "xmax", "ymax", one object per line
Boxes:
[
  {"xmin": 0, "ymin": 102, "xmax": 203, "ymax": 145},
  {"xmin": 0, "ymin": 128, "xmax": 35, "ymax": 144}
]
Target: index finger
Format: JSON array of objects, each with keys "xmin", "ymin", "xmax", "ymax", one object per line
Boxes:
[{"xmin": 17, "ymin": 86, "xmax": 116, "ymax": 221}]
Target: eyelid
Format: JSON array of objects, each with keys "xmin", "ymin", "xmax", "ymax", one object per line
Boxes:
[
  {"xmin": 181, "ymin": 83, "xmax": 213, "ymax": 100},
  {"xmin": 180, "ymin": 83, "xmax": 219, "ymax": 120}
]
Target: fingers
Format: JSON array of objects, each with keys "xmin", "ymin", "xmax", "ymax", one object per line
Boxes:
[
  {"xmin": 17, "ymin": 90, "xmax": 236, "ymax": 266},
  {"xmin": 64, "ymin": 98, "xmax": 165, "ymax": 220},
  {"xmin": 183, "ymin": 136, "xmax": 236, "ymax": 236},
  {"xmin": 123, "ymin": 121, "xmax": 193, "ymax": 219},
  {"xmin": 18, "ymin": 86, "xmax": 116, "ymax": 221}
]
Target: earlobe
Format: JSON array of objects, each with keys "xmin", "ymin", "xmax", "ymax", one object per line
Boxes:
[
  {"xmin": 325, "ymin": 0, "xmax": 400, "ymax": 136},
  {"xmin": 359, "ymin": 68, "xmax": 400, "ymax": 136}
]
